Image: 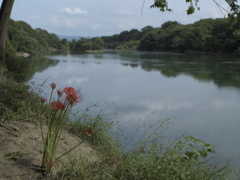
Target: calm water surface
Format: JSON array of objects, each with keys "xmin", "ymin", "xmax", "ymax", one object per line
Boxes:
[{"xmin": 27, "ymin": 50, "xmax": 240, "ymax": 168}]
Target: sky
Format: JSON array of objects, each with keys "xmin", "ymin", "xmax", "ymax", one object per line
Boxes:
[{"xmin": 2, "ymin": 0, "xmax": 230, "ymax": 37}]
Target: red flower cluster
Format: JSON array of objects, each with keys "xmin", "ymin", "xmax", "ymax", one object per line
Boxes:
[
  {"xmin": 51, "ymin": 101, "xmax": 65, "ymax": 111},
  {"xmin": 49, "ymin": 83, "xmax": 56, "ymax": 90},
  {"xmin": 57, "ymin": 89, "xmax": 63, "ymax": 98},
  {"xmin": 43, "ymin": 159, "xmax": 58, "ymax": 168},
  {"xmin": 86, "ymin": 128, "xmax": 94, "ymax": 136},
  {"xmin": 63, "ymin": 87, "xmax": 83, "ymax": 105},
  {"xmin": 40, "ymin": 97, "xmax": 46, "ymax": 104}
]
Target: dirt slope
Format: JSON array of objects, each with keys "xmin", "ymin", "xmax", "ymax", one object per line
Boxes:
[{"xmin": 0, "ymin": 119, "xmax": 98, "ymax": 180}]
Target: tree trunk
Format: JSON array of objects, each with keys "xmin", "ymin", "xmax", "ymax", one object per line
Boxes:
[{"xmin": 0, "ymin": 0, "xmax": 14, "ymax": 53}]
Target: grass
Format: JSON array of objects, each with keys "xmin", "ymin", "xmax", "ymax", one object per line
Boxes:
[
  {"xmin": 5, "ymin": 152, "xmax": 29, "ymax": 161},
  {"xmin": 0, "ymin": 46, "xmax": 41, "ymax": 122},
  {"xmin": 69, "ymin": 103, "xmax": 119, "ymax": 151},
  {"xmin": 0, "ymin": 75, "xmax": 39, "ymax": 122},
  {"xmin": 0, "ymin": 49, "xmax": 238, "ymax": 179},
  {"xmin": 39, "ymin": 84, "xmax": 87, "ymax": 172},
  {"xmin": 56, "ymin": 115, "xmax": 232, "ymax": 180}
]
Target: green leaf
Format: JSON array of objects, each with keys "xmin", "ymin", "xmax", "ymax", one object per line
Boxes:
[
  {"xmin": 198, "ymin": 150, "xmax": 207, "ymax": 158},
  {"xmin": 185, "ymin": 136, "xmax": 207, "ymax": 146},
  {"xmin": 186, "ymin": 6, "xmax": 195, "ymax": 15}
]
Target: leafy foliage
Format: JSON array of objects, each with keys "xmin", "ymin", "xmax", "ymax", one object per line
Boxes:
[
  {"xmin": 151, "ymin": 0, "xmax": 240, "ymax": 21},
  {"xmin": 7, "ymin": 19, "xmax": 69, "ymax": 54},
  {"xmin": 57, "ymin": 117, "xmax": 231, "ymax": 179},
  {"xmin": 100, "ymin": 1, "xmax": 240, "ymax": 54},
  {"xmin": 69, "ymin": 37, "xmax": 104, "ymax": 52},
  {"xmin": 150, "ymin": 0, "xmax": 172, "ymax": 12},
  {"xmin": 150, "ymin": 0, "xmax": 200, "ymax": 14},
  {"xmin": 103, "ymin": 18, "xmax": 240, "ymax": 54},
  {"xmin": 102, "ymin": 26, "xmax": 153, "ymax": 50}
]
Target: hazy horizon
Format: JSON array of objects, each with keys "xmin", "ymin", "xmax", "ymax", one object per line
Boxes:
[{"xmin": 4, "ymin": 0, "xmax": 230, "ymax": 37}]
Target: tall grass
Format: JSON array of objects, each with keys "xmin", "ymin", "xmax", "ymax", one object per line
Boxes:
[
  {"xmin": 56, "ymin": 110, "xmax": 232, "ymax": 180},
  {"xmin": 0, "ymin": 77, "xmax": 40, "ymax": 122},
  {"xmin": 68, "ymin": 103, "xmax": 120, "ymax": 153},
  {"xmin": 39, "ymin": 83, "xmax": 86, "ymax": 172},
  {"xmin": 3, "ymin": 46, "xmax": 32, "ymax": 82}
]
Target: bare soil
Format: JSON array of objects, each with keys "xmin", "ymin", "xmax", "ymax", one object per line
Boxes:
[{"xmin": 0, "ymin": 119, "xmax": 98, "ymax": 180}]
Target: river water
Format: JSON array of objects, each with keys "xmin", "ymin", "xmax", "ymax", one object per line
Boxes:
[{"xmin": 27, "ymin": 50, "xmax": 240, "ymax": 168}]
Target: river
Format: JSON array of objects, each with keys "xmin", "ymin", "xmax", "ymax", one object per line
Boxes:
[{"xmin": 27, "ymin": 50, "xmax": 240, "ymax": 168}]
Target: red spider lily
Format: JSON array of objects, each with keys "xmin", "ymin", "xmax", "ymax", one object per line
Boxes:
[
  {"xmin": 64, "ymin": 87, "xmax": 83, "ymax": 105},
  {"xmin": 51, "ymin": 101, "xmax": 65, "ymax": 111},
  {"xmin": 43, "ymin": 159, "xmax": 58, "ymax": 167},
  {"xmin": 40, "ymin": 97, "xmax": 46, "ymax": 104},
  {"xmin": 86, "ymin": 128, "xmax": 94, "ymax": 136},
  {"xmin": 63, "ymin": 87, "xmax": 75, "ymax": 94},
  {"xmin": 53, "ymin": 159, "xmax": 58, "ymax": 164},
  {"xmin": 57, "ymin": 89, "xmax": 63, "ymax": 98},
  {"xmin": 66, "ymin": 93, "xmax": 80, "ymax": 105},
  {"xmin": 49, "ymin": 83, "xmax": 56, "ymax": 90},
  {"xmin": 43, "ymin": 160, "xmax": 52, "ymax": 167},
  {"xmin": 63, "ymin": 87, "xmax": 77, "ymax": 95}
]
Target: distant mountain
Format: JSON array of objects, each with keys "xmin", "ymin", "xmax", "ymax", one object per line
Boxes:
[{"xmin": 58, "ymin": 35, "xmax": 92, "ymax": 41}]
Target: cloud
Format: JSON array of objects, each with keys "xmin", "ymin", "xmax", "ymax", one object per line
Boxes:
[
  {"xmin": 135, "ymin": 98, "xmax": 193, "ymax": 111},
  {"xmin": 208, "ymin": 7, "xmax": 227, "ymax": 18},
  {"xmin": 114, "ymin": 9, "xmax": 133, "ymax": 16},
  {"xmin": 60, "ymin": 7, "xmax": 88, "ymax": 15},
  {"xmin": 50, "ymin": 15, "xmax": 75, "ymax": 28},
  {"xmin": 65, "ymin": 77, "xmax": 89, "ymax": 85},
  {"xmin": 27, "ymin": 16, "xmax": 42, "ymax": 20}
]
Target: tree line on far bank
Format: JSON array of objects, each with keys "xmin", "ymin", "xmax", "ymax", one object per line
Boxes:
[
  {"xmin": 7, "ymin": 19, "xmax": 105, "ymax": 54},
  {"xmin": 7, "ymin": 18, "xmax": 240, "ymax": 55},
  {"xmin": 7, "ymin": 19, "xmax": 69, "ymax": 54},
  {"xmin": 101, "ymin": 18, "xmax": 240, "ymax": 55}
]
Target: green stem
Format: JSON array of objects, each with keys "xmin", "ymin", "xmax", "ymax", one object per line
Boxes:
[{"xmin": 56, "ymin": 139, "xmax": 85, "ymax": 160}]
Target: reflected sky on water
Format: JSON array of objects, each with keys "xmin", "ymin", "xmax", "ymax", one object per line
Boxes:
[{"xmin": 28, "ymin": 50, "xmax": 240, "ymax": 168}]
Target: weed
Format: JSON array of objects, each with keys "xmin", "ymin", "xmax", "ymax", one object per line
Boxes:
[
  {"xmin": 0, "ymin": 79, "xmax": 40, "ymax": 122},
  {"xmin": 39, "ymin": 83, "xmax": 90, "ymax": 173},
  {"xmin": 4, "ymin": 47, "xmax": 32, "ymax": 82},
  {"xmin": 57, "ymin": 117, "xmax": 232, "ymax": 180},
  {"xmin": 5, "ymin": 151, "xmax": 29, "ymax": 161},
  {"xmin": 69, "ymin": 103, "xmax": 120, "ymax": 152}
]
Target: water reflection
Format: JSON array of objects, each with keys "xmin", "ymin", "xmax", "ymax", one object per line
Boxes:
[
  {"xmin": 118, "ymin": 51, "xmax": 240, "ymax": 89},
  {"xmin": 44, "ymin": 50, "xmax": 240, "ymax": 90},
  {"xmin": 28, "ymin": 51, "xmax": 240, "ymax": 168},
  {"xmin": 23, "ymin": 56, "xmax": 59, "ymax": 81}
]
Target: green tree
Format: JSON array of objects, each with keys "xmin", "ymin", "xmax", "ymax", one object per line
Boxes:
[
  {"xmin": 47, "ymin": 33, "xmax": 60, "ymax": 49},
  {"xmin": 161, "ymin": 21, "xmax": 181, "ymax": 29},
  {"xmin": 141, "ymin": 26, "xmax": 154, "ymax": 34},
  {"xmin": 92, "ymin": 37, "xmax": 104, "ymax": 50},
  {"xmin": 81, "ymin": 38, "xmax": 91, "ymax": 51},
  {"xmin": 204, "ymin": 19, "xmax": 237, "ymax": 53},
  {"xmin": 7, "ymin": 20, "xmax": 42, "ymax": 53},
  {"xmin": 34, "ymin": 28, "xmax": 50, "ymax": 50},
  {"xmin": 70, "ymin": 39, "xmax": 77, "ymax": 50},
  {"xmin": 151, "ymin": 0, "xmax": 240, "ymax": 21},
  {"xmin": 71, "ymin": 38, "xmax": 90, "ymax": 51},
  {"xmin": 7, "ymin": 19, "xmax": 64, "ymax": 53},
  {"xmin": 139, "ymin": 30, "xmax": 160, "ymax": 51},
  {"xmin": 0, "ymin": 0, "xmax": 14, "ymax": 57},
  {"xmin": 59, "ymin": 38, "xmax": 69, "ymax": 50},
  {"xmin": 70, "ymin": 37, "xmax": 104, "ymax": 51},
  {"xmin": 119, "ymin": 31, "xmax": 129, "ymax": 42}
]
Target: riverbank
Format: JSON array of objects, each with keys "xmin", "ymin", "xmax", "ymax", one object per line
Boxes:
[
  {"xmin": 0, "ymin": 63, "xmax": 99, "ymax": 179},
  {"xmin": 0, "ymin": 53, "xmax": 236, "ymax": 179},
  {"xmin": 0, "ymin": 119, "xmax": 98, "ymax": 179}
]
